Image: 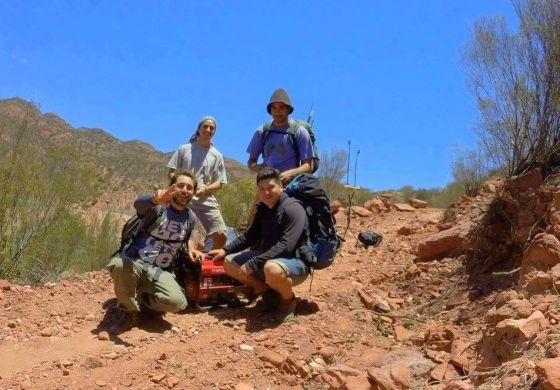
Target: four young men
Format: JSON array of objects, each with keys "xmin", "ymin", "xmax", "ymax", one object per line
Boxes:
[{"xmin": 109, "ymin": 88, "xmax": 317, "ymax": 332}]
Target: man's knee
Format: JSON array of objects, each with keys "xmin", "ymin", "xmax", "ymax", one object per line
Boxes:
[
  {"xmin": 107, "ymin": 257, "xmax": 128, "ymax": 276},
  {"xmin": 263, "ymin": 261, "xmax": 288, "ymax": 283}
]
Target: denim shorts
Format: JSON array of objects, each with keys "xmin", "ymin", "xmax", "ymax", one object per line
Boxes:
[{"xmin": 225, "ymin": 250, "xmax": 309, "ymax": 286}]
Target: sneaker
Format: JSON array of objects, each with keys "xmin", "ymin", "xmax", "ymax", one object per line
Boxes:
[
  {"xmin": 274, "ymin": 296, "xmax": 297, "ymax": 323},
  {"xmin": 255, "ymin": 290, "xmax": 281, "ymax": 313},
  {"xmin": 109, "ymin": 310, "xmax": 140, "ymax": 334}
]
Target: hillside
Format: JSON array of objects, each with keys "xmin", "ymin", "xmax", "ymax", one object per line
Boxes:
[
  {"xmin": 1, "ymin": 173, "xmax": 560, "ymax": 388},
  {"xmin": 0, "ymin": 98, "xmax": 251, "ymax": 213}
]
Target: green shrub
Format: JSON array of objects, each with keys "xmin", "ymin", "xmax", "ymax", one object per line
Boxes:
[{"xmin": 0, "ymin": 114, "xmax": 119, "ymax": 285}]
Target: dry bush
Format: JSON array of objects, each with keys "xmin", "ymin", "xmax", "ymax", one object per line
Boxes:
[{"xmin": 464, "ymin": 0, "xmax": 560, "ymax": 176}]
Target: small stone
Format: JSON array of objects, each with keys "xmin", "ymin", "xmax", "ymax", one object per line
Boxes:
[
  {"xmin": 239, "ymin": 343, "xmax": 254, "ymax": 351},
  {"xmin": 96, "ymin": 380, "xmax": 107, "ymax": 387},
  {"xmin": 98, "ymin": 331, "xmax": 110, "ymax": 341},
  {"xmin": 151, "ymin": 373, "xmax": 166, "ymax": 383},
  {"xmin": 234, "ymin": 382, "xmax": 254, "ymax": 390},
  {"xmin": 253, "ymin": 333, "xmax": 269, "ymax": 342}
]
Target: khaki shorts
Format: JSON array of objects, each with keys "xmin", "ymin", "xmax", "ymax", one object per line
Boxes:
[{"xmin": 189, "ymin": 203, "xmax": 227, "ymax": 235}]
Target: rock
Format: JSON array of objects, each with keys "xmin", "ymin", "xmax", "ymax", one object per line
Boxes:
[
  {"xmin": 40, "ymin": 328, "xmax": 53, "ymax": 337},
  {"xmin": 329, "ymin": 364, "xmax": 363, "ymax": 377},
  {"xmin": 283, "ymin": 356, "xmax": 311, "ymax": 378},
  {"xmin": 357, "ymin": 289, "xmax": 390, "ymax": 313},
  {"xmin": 409, "ymin": 198, "xmax": 428, "ymax": 209},
  {"xmin": 257, "ymin": 348, "xmax": 285, "ymax": 367},
  {"xmin": 150, "ymin": 373, "xmax": 166, "ymax": 383},
  {"xmin": 393, "ymin": 325, "xmax": 414, "ymax": 341},
  {"xmin": 351, "ymin": 206, "xmax": 373, "ymax": 218},
  {"xmin": 0, "ymin": 280, "xmax": 10, "ymax": 291},
  {"xmin": 430, "ymin": 362, "xmax": 462, "ymax": 382},
  {"xmin": 95, "ymin": 380, "xmax": 107, "ymax": 387},
  {"xmin": 331, "ymin": 200, "xmax": 342, "ymax": 215},
  {"xmin": 319, "ymin": 346, "xmax": 342, "ymax": 364},
  {"xmin": 367, "ymin": 367, "xmax": 396, "ymax": 389},
  {"xmin": 505, "ymin": 169, "xmax": 543, "ymax": 191},
  {"xmin": 393, "ymin": 203, "xmax": 416, "ymax": 212},
  {"xmin": 83, "ymin": 357, "xmax": 103, "ymax": 369},
  {"xmin": 342, "ymin": 373, "xmax": 371, "ymax": 390},
  {"xmin": 521, "ymin": 270, "xmax": 553, "ymax": 296},
  {"xmin": 520, "ymin": 234, "xmax": 560, "ymax": 280},
  {"xmin": 397, "ymin": 226, "xmax": 415, "ymax": 236},
  {"xmin": 485, "ymin": 299, "xmax": 534, "ymax": 323},
  {"xmin": 364, "ymin": 198, "xmax": 387, "ymax": 213},
  {"xmin": 417, "ymin": 225, "xmax": 469, "ymax": 261},
  {"xmin": 373, "ymin": 348, "xmax": 434, "ymax": 377},
  {"xmin": 482, "ymin": 181, "xmax": 497, "ymax": 194},
  {"xmin": 443, "ymin": 380, "xmax": 475, "ymax": 389},
  {"xmin": 234, "ymin": 383, "xmax": 254, "ymax": 390},
  {"xmin": 444, "ymin": 291, "xmax": 470, "ymax": 310},
  {"xmin": 487, "ymin": 310, "xmax": 550, "ymax": 362},
  {"xmin": 535, "ymin": 358, "xmax": 560, "ymax": 390},
  {"xmin": 98, "ymin": 331, "xmax": 110, "ymax": 341},
  {"xmin": 239, "ymin": 343, "xmax": 254, "ymax": 351},
  {"xmin": 494, "ymin": 290, "xmax": 519, "ymax": 308},
  {"xmin": 405, "ymin": 265, "xmax": 421, "ymax": 280}
]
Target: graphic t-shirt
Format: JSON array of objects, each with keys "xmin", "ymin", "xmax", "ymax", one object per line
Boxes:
[{"xmin": 129, "ymin": 196, "xmax": 196, "ymax": 269}]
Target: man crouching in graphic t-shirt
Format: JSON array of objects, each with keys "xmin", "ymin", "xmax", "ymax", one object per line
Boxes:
[{"xmin": 106, "ymin": 171, "xmax": 204, "ymax": 334}]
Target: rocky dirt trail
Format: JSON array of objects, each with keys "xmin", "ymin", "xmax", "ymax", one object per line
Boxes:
[{"xmin": 2, "ymin": 177, "xmax": 560, "ymax": 389}]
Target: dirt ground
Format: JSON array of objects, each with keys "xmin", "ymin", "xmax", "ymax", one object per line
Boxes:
[{"xmin": 0, "ymin": 203, "xmax": 523, "ymax": 389}]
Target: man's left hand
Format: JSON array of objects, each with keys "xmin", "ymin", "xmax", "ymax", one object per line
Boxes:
[{"xmin": 189, "ymin": 249, "xmax": 205, "ymax": 263}]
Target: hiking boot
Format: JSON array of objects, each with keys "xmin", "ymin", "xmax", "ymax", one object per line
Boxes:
[
  {"xmin": 138, "ymin": 293, "xmax": 165, "ymax": 319},
  {"xmin": 274, "ymin": 296, "xmax": 297, "ymax": 323},
  {"xmin": 243, "ymin": 288, "xmax": 259, "ymax": 304},
  {"xmin": 109, "ymin": 310, "xmax": 140, "ymax": 334},
  {"xmin": 255, "ymin": 289, "xmax": 281, "ymax": 313}
]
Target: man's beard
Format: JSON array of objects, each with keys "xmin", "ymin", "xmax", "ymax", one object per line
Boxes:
[{"xmin": 172, "ymin": 194, "xmax": 191, "ymax": 208}]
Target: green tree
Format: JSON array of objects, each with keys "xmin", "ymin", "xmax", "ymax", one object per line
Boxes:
[{"xmin": 0, "ymin": 110, "xmax": 119, "ymax": 284}]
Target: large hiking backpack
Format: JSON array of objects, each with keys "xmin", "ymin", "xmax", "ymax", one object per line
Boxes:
[
  {"xmin": 111, "ymin": 205, "xmax": 195, "ymax": 259},
  {"xmin": 110, "ymin": 206, "xmax": 167, "ymax": 258},
  {"xmin": 263, "ymin": 119, "xmax": 320, "ymax": 173},
  {"xmin": 284, "ymin": 173, "xmax": 340, "ymax": 269}
]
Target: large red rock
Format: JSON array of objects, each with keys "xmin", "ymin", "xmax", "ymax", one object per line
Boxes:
[
  {"xmin": 487, "ymin": 310, "xmax": 549, "ymax": 362},
  {"xmin": 330, "ymin": 200, "xmax": 342, "ymax": 215},
  {"xmin": 393, "ymin": 203, "xmax": 416, "ymax": 212},
  {"xmin": 409, "ymin": 198, "xmax": 428, "ymax": 209},
  {"xmin": 342, "ymin": 373, "xmax": 371, "ymax": 390},
  {"xmin": 505, "ymin": 169, "xmax": 543, "ymax": 191},
  {"xmin": 519, "ymin": 270, "xmax": 553, "ymax": 296},
  {"xmin": 351, "ymin": 206, "xmax": 373, "ymax": 218},
  {"xmin": 417, "ymin": 225, "xmax": 469, "ymax": 260},
  {"xmin": 484, "ymin": 299, "xmax": 534, "ymax": 323},
  {"xmin": 519, "ymin": 233, "xmax": 560, "ymax": 286},
  {"xmin": 535, "ymin": 358, "xmax": 560, "ymax": 390},
  {"xmin": 363, "ymin": 198, "xmax": 387, "ymax": 213}
]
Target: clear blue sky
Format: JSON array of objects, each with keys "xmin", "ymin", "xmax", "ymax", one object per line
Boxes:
[{"xmin": 0, "ymin": 1, "xmax": 518, "ymax": 190}]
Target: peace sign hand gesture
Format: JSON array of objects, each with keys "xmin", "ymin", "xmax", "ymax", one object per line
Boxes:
[{"xmin": 152, "ymin": 184, "xmax": 180, "ymax": 206}]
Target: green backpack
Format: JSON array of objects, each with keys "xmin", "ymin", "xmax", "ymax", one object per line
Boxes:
[{"xmin": 262, "ymin": 119, "xmax": 320, "ymax": 173}]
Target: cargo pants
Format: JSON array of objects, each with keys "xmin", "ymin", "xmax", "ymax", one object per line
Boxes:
[{"xmin": 107, "ymin": 255, "xmax": 187, "ymax": 313}]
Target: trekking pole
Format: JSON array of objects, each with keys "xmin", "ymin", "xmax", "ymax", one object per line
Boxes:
[{"xmin": 342, "ymin": 185, "xmax": 358, "ymax": 241}]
